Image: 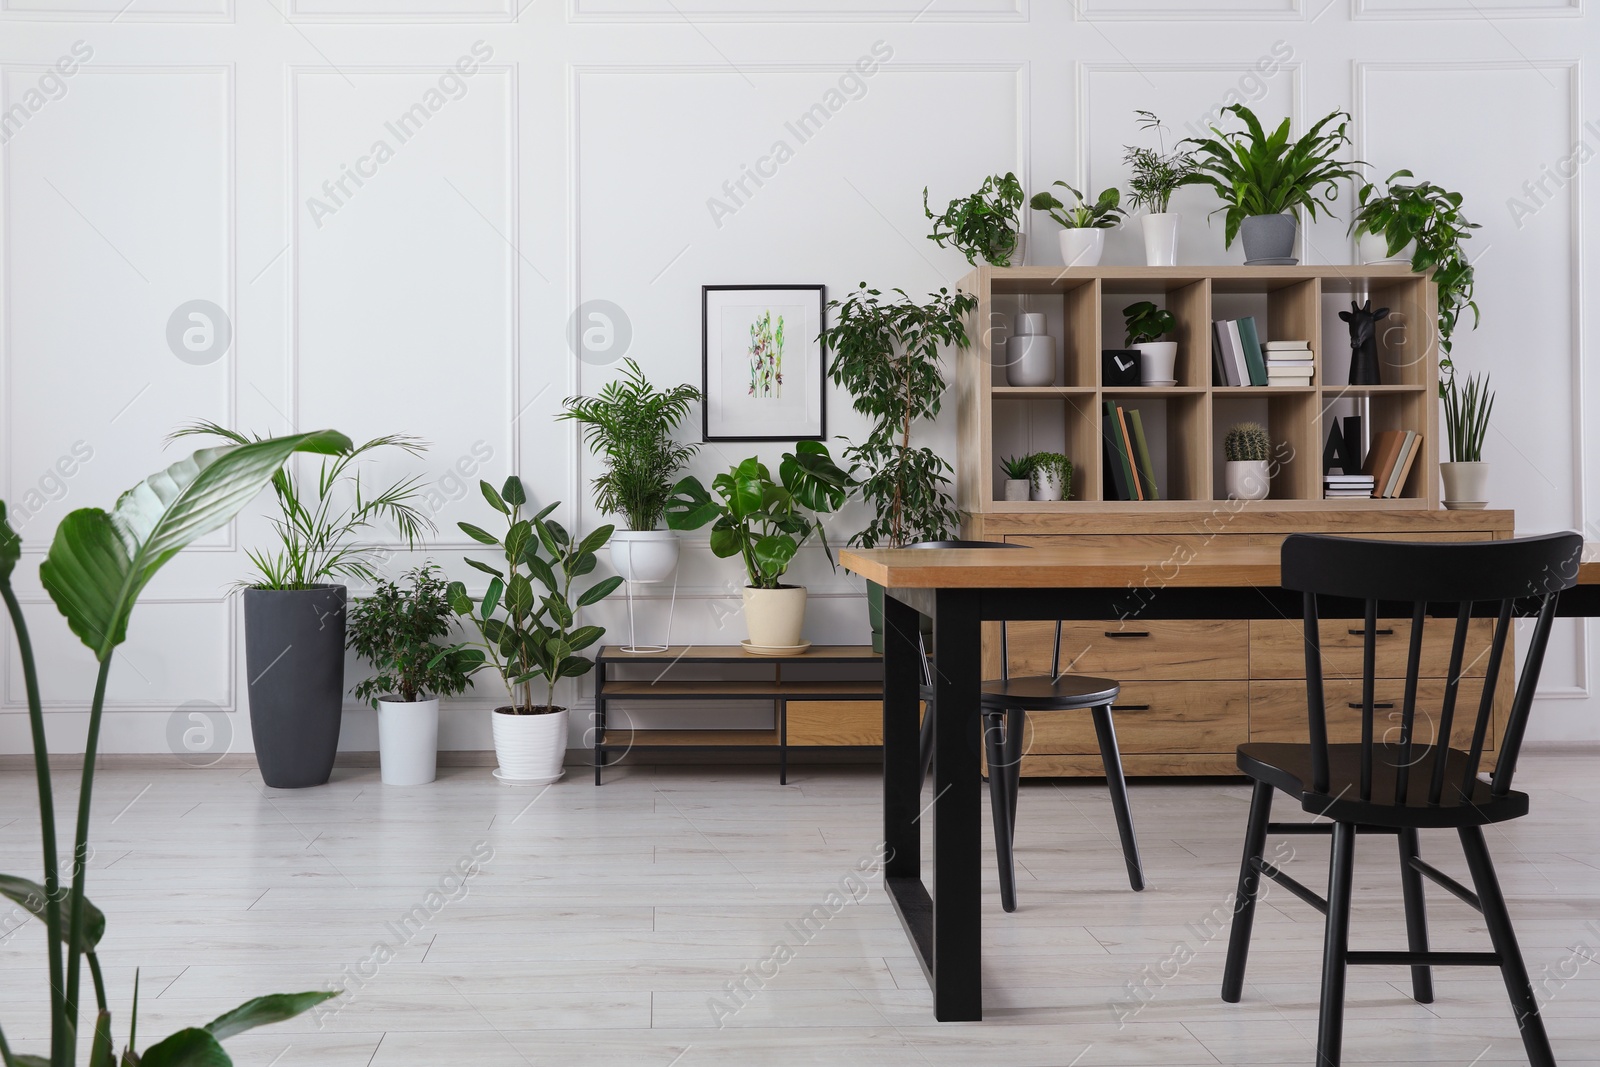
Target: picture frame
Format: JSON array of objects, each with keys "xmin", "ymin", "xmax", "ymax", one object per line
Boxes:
[{"xmin": 701, "ymin": 284, "xmax": 826, "ymax": 442}]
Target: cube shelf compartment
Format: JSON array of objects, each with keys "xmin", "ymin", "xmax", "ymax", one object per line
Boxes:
[{"xmin": 957, "ymin": 265, "xmax": 1440, "ymax": 513}]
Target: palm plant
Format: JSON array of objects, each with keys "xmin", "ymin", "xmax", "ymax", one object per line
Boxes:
[
  {"xmin": 174, "ymin": 422, "xmax": 432, "ymax": 588},
  {"xmin": 1182, "ymin": 104, "xmax": 1362, "ymax": 248},
  {"xmin": 820, "ymin": 284, "xmax": 978, "ymax": 549},
  {"xmin": 559, "ymin": 359, "xmax": 701, "ymax": 531},
  {"xmin": 1, "ymin": 430, "xmax": 349, "ymax": 1067},
  {"xmin": 1122, "ymin": 110, "xmax": 1195, "ymax": 214}
]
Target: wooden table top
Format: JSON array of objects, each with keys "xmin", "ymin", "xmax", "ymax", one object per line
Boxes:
[{"xmin": 840, "ymin": 541, "xmax": 1600, "ymax": 590}]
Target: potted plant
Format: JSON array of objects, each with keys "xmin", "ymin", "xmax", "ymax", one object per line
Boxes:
[
  {"xmin": 2, "ymin": 431, "xmax": 348, "ymax": 1066},
  {"xmin": 1028, "ymin": 452, "xmax": 1072, "ymax": 502},
  {"xmin": 923, "ymin": 171, "xmax": 1026, "ymax": 266},
  {"xmin": 1030, "ymin": 181, "xmax": 1123, "ymax": 267},
  {"xmin": 999, "ymin": 454, "xmax": 1034, "ymax": 501},
  {"xmin": 665, "ymin": 443, "xmax": 852, "ymax": 650},
  {"xmin": 1441, "ymin": 372, "xmax": 1494, "ymax": 509},
  {"xmin": 1224, "ymin": 422, "xmax": 1272, "ymax": 500},
  {"xmin": 820, "ymin": 283, "xmax": 977, "ymax": 650},
  {"xmin": 560, "ymin": 358, "xmax": 701, "ymax": 584},
  {"xmin": 1124, "ymin": 301, "xmax": 1178, "ymax": 385},
  {"xmin": 346, "ymin": 563, "xmax": 478, "ymax": 786},
  {"xmin": 177, "ymin": 423, "xmax": 432, "ymax": 789},
  {"xmin": 1123, "ymin": 110, "xmax": 1195, "ymax": 267},
  {"xmin": 445, "ymin": 478, "xmax": 622, "ymax": 783},
  {"xmin": 1183, "ymin": 104, "xmax": 1361, "ymax": 265},
  {"xmin": 1351, "ymin": 169, "xmax": 1481, "ymax": 374}
]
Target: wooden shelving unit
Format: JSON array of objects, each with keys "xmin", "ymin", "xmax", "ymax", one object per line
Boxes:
[{"xmin": 955, "ymin": 265, "xmax": 1440, "ymax": 513}]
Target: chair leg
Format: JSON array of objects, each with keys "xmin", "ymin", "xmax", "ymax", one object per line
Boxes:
[
  {"xmin": 1459, "ymin": 825, "xmax": 1556, "ymax": 1067},
  {"xmin": 982, "ymin": 710, "xmax": 1019, "ymax": 913},
  {"xmin": 1090, "ymin": 703, "xmax": 1144, "ymax": 892},
  {"xmin": 1316, "ymin": 821, "xmax": 1356, "ymax": 1067},
  {"xmin": 1222, "ymin": 779, "xmax": 1274, "ymax": 1003},
  {"xmin": 1396, "ymin": 827, "xmax": 1434, "ymax": 1004},
  {"xmin": 1003, "ymin": 708, "xmax": 1025, "ymax": 833}
]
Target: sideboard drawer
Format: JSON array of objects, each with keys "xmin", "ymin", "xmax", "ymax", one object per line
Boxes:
[
  {"xmin": 1000, "ymin": 621, "xmax": 1249, "ymax": 681},
  {"xmin": 1250, "ymin": 618, "xmax": 1496, "ymax": 680},
  {"xmin": 1021, "ymin": 681, "xmax": 1248, "ymax": 755},
  {"xmin": 1248, "ymin": 678, "xmax": 1501, "ymax": 749}
]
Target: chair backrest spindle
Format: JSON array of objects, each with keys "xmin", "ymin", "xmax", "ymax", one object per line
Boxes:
[{"xmin": 1429, "ymin": 602, "xmax": 1473, "ymax": 805}]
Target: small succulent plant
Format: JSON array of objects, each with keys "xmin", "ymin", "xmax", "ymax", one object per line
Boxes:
[
  {"xmin": 1224, "ymin": 422, "xmax": 1271, "ymax": 463},
  {"xmin": 999, "ymin": 454, "xmax": 1035, "ymax": 480}
]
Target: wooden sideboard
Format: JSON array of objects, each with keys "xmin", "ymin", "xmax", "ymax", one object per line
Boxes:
[{"xmin": 962, "ymin": 509, "xmax": 1516, "ymax": 777}]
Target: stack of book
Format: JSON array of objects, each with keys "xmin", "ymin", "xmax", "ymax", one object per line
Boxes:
[
  {"xmin": 1102, "ymin": 400, "xmax": 1159, "ymax": 501},
  {"xmin": 1264, "ymin": 340, "xmax": 1314, "ymax": 386},
  {"xmin": 1211, "ymin": 316, "xmax": 1268, "ymax": 387},
  {"xmin": 1362, "ymin": 429, "xmax": 1423, "ymax": 499},
  {"xmin": 1324, "ymin": 473, "xmax": 1376, "ymax": 499}
]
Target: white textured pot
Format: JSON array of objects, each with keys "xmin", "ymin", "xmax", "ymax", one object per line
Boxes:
[
  {"xmin": 742, "ymin": 585, "xmax": 808, "ymax": 648},
  {"xmin": 1005, "ymin": 312, "xmax": 1056, "ymax": 387},
  {"xmin": 1058, "ymin": 228, "xmax": 1106, "ymax": 268},
  {"xmin": 1440, "ymin": 461, "xmax": 1489, "ymax": 508},
  {"xmin": 1225, "ymin": 460, "xmax": 1272, "ymax": 501},
  {"xmin": 1030, "ymin": 470, "xmax": 1066, "ymax": 502},
  {"xmin": 377, "ymin": 697, "xmax": 439, "ymax": 786},
  {"xmin": 1134, "ymin": 341, "xmax": 1178, "ymax": 384},
  {"xmin": 1003, "ymin": 478, "xmax": 1030, "ymax": 501},
  {"xmin": 609, "ymin": 529, "xmax": 680, "ymax": 584},
  {"xmin": 1141, "ymin": 213, "xmax": 1179, "ymax": 267},
  {"xmin": 491, "ymin": 705, "xmax": 568, "ymax": 783},
  {"xmin": 1358, "ymin": 230, "xmax": 1416, "ymax": 265}
]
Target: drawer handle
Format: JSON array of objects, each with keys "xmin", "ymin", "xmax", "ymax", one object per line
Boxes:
[
  {"xmin": 1348, "ymin": 701, "xmax": 1396, "ymax": 710},
  {"xmin": 1111, "ymin": 704, "xmax": 1151, "ymax": 712},
  {"xmin": 1347, "ymin": 628, "xmax": 1396, "ymax": 636},
  {"xmin": 1105, "ymin": 631, "xmax": 1150, "ymax": 639}
]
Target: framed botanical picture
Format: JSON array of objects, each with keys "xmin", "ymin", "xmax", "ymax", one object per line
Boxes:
[{"xmin": 701, "ymin": 284, "xmax": 826, "ymax": 442}]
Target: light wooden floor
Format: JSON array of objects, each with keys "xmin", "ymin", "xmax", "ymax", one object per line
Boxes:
[{"xmin": 4, "ymin": 755, "xmax": 1600, "ymax": 1066}]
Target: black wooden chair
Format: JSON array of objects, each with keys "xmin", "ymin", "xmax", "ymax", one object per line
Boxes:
[
  {"xmin": 1221, "ymin": 531, "xmax": 1582, "ymax": 1067},
  {"xmin": 906, "ymin": 540, "xmax": 1143, "ymax": 913}
]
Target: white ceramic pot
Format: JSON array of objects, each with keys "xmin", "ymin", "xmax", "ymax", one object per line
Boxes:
[
  {"xmin": 1141, "ymin": 213, "xmax": 1179, "ymax": 267},
  {"xmin": 608, "ymin": 529, "xmax": 680, "ymax": 584},
  {"xmin": 377, "ymin": 696, "xmax": 439, "ymax": 786},
  {"xmin": 1225, "ymin": 460, "xmax": 1271, "ymax": 501},
  {"xmin": 491, "ymin": 705, "xmax": 568, "ymax": 783},
  {"xmin": 1058, "ymin": 228, "xmax": 1106, "ymax": 268},
  {"xmin": 1030, "ymin": 469, "xmax": 1066, "ymax": 502},
  {"xmin": 1358, "ymin": 230, "xmax": 1416, "ymax": 265},
  {"xmin": 1003, "ymin": 478, "xmax": 1030, "ymax": 501},
  {"xmin": 1134, "ymin": 341, "xmax": 1178, "ymax": 384},
  {"xmin": 742, "ymin": 585, "xmax": 808, "ymax": 648},
  {"xmin": 1440, "ymin": 461, "xmax": 1489, "ymax": 508},
  {"xmin": 1005, "ymin": 312, "xmax": 1056, "ymax": 387}
]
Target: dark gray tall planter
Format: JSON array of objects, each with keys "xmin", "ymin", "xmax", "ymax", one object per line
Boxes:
[{"xmin": 244, "ymin": 585, "xmax": 346, "ymax": 788}]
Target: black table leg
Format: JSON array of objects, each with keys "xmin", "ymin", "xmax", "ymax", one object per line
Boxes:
[
  {"xmin": 883, "ymin": 593, "xmax": 923, "ymax": 883},
  {"xmin": 931, "ymin": 588, "xmax": 982, "ymax": 1022}
]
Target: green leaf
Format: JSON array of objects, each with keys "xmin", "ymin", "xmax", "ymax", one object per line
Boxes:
[
  {"xmin": 506, "ymin": 574, "xmax": 535, "ymax": 619},
  {"xmin": 446, "ymin": 580, "xmax": 473, "ymax": 616},
  {"xmin": 500, "ymin": 477, "xmax": 527, "ymax": 507},
  {"xmin": 89, "ymin": 1010, "xmax": 114, "ymax": 1067},
  {"xmin": 568, "ymin": 552, "xmax": 597, "ymax": 578},
  {"xmin": 479, "ymin": 480, "xmax": 509, "ymax": 516},
  {"xmin": 567, "ymin": 624, "xmax": 605, "ymax": 651},
  {"xmin": 138, "ymin": 1029, "xmax": 231, "ymax": 1067},
  {"xmin": 0, "ymin": 501, "xmax": 19, "ymax": 582},
  {"xmin": 458, "ymin": 523, "xmax": 500, "ymax": 546},
  {"xmin": 462, "ymin": 557, "xmax": 504, "ymax": 580},
  {"xmin": 664, "ymin": 477, "xmax": 719, "ymax": 531},
  {"xmin": 41, "ymin": 430, "xmax": 351, "ymax": 660},
  {"xmin": 545, "ymin": 520, "xmax": 570, "ymax": 547},
  {"xmin": 480, "ymin": 577, "xmax": 504, "ymax": 621},
  {"xmin": 523, "ymin": 552, "xmax": 558, "ymax": 595},
  {"xmin": 545, "ymin": 592, "xmax": 574, "ymax": 628},
  {"xmin": 0, "ymin": 873, "xmax": 105, "ymax": 951},
  {"xmin": 707, "ymin": 525, "xmax": 743, "ymax": 560},
  {"xmin": 11, "ymin": 1056, "xmax": 51, "ymax": 1067},
  {"xmin": 575, "ymin": 575, "xmax": 623, "ymax": 608},
  {"xmin": 206, "ymin": 991, "xmax": 339, "ymax": 1042},
  {"xmin": 557, "ymin": 656, "xmax": 594, "ymax": 679},
  {"xmin": 753, "ymin": 534, "xmax": 798, "ymax": 579},
  {"xmin": 576, "ymin": 525, "xmax": 613, "ymax": 557}
]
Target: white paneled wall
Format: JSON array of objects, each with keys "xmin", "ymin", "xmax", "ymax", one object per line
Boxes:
[{"xmin": 0, "ymin": 2, "xmax": 1596, "ymax": 757}]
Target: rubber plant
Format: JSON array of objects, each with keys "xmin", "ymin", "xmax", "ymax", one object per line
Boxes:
[
  {"xmin": 820, "ymin": 283, "xmax": 978, "ymax": 549},
  {"xmin": 923, "ymin": 172, "xmax": 1025, "ymax": 266},
  {"xmin": 0, "ymin": 429, "xmax": 349, "ymax": 1067}
]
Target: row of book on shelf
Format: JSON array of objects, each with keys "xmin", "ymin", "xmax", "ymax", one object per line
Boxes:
[
  {"xmin": 1212, "ymin": 315, "xmax": 1313, "ymax": 387},
  {"xmin": 1102, "ymin": 399, "xmax": 1158, "ymax": 501},
  {"xmin": 1323, "ymin": 429, "xmax": 1422, "ymax": 499}
]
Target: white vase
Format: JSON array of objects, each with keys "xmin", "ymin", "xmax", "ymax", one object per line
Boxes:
[
  {"xmin": 1225, "ymin": 460, "xmax": 1271, "ymax": 501},
  {"xmin": 1030, "ymin": 469, "xmax": 1066, "ymax": 502},
  {"xmin": 1358, "ymin": 230, "xmax": 1416, "ymax": 265},
  {"xmin": 492, "ymin": 705, "xmax": 568, "ymax": 783},
  {"xmin": 1141, "ymin": 213, "xmax": 1179, "ymax": 267},
  {"xmin": 376, "ymin": 696, "xmax": 439, "ymax": 786},
  {"xmin": 1440, "ymin": 461, "xmax": 1489, "ymax": 508},
  {"xmin": 742, "ymin": 585, "xmax": 808, "ymax": 647},
  {"xmin": 1003, "ymin": 478, "xmax": 1030, "ymax": 501},
  {"xmin": 1058, "ymin": 228, "xmax": 1105, "ymax": 268},
  {"xmin": 1134, "ymin": 341, "xmax": 1178, "ymax": 384},
  {"xmin": 608, "ymin": 529, "xmax": 680, "ymax": 584},
  {"xmin": 1005, "ymin": 312, "xmax": 1055, "ymax": 387}
]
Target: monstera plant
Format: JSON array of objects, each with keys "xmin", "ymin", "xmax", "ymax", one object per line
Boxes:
[{"xmin": 0, "ymin": 429, "xmax": 349, "ymax": 1067}]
